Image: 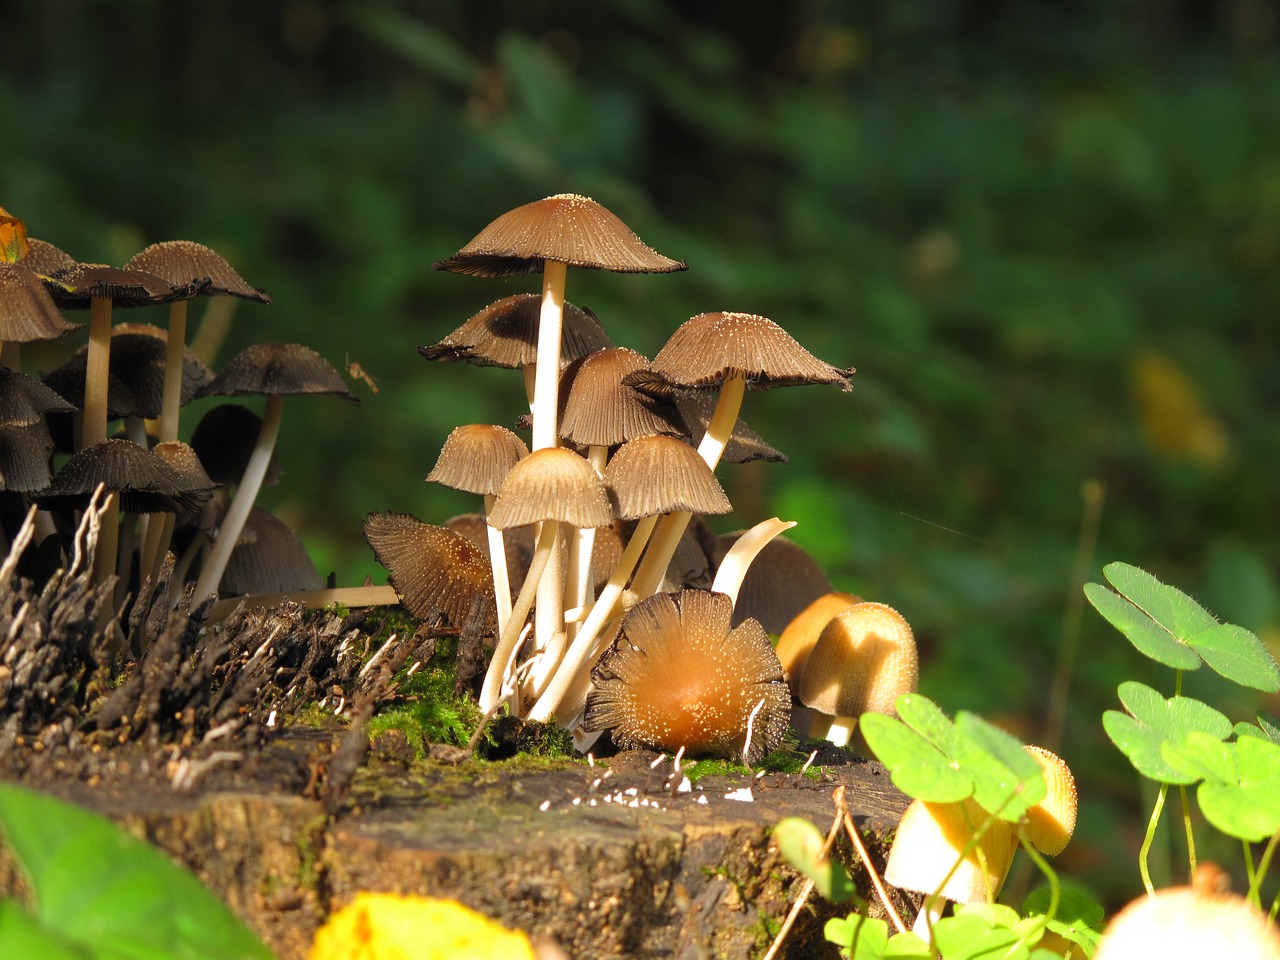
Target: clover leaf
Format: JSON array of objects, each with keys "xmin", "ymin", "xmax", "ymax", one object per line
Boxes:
[
  {"xmin": 1023, "ymin": 887, "xmax": 1106, "ymax": 955},
  {"xmin": 1102, "ymin": 681, "xmax": 1232, "ymax": 784},
  {"xmin": 774, "ymin": 817, "xmax": 856, "ymax": 902},
  {"xmin": 1162, "ymin": 732, "xmax": 1280, "ymax": 842},
  {"xmin": 860, "ymin": 694, "xmax": 971, "ymax": 803}
]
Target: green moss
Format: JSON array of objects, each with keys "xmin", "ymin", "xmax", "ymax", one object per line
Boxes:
[
  {"xmin": 681, "ymin": 748, "xmax": 816, "ymax": 784},
  {"xmin": 366, "ymin": 666, "xmax": 483, "ymax": 758}
]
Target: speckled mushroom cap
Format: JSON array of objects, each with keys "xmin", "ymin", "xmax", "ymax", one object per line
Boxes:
[
  {"xmin": 40, "ymin": 262, "xmax": 188, "ymax": 309},
  {"xmin": 584, "ymin": 588, "xmax": 790, "ymax": 763},
  {"xmin": 884, "ymin": 798, "xmax": 1018, "ymax": 904},
  {"xmin": 21, "ymin": 239, "xmax": 77, "ymax": 277},
  {"xmin": 796, "ymin": 602, "xmax": 918, "ymax": 718},
  {"xmin": 445, "ymin": 512, "xmax": 537, "ymax": 598},
  {"xmin": 604, "ymin": 435, "xmax": 731, "ymax": 520},
  {"xmin": 625, "ymin": 312, "xmax": 854, "ymax": 393},
  {"xmin": 487, "ymin": 447, "xmax": 612, "ymax": 530},
  {"xmin": 0, "ymin": 421, "xmax": 59, "ymax": 492},
  {"xmin": 363, "ymin": 511, "xmax": 496, "ymax": 629},
  {"xmin": 124, "ymin": 240, "xmax": 271, "ymax": 302},
  {"xmin": 427, "ymin": 424, "xmax": 529, "ymax": 496},
  {"xmin": 0, "ymin": 262, "xmax": 80, "ymax": 343},
  {"xmin": 713, "ymin": 533, "xmax": 834, "ymax": 635},
  {"xmin": 0, "ymin": 367, "xmax": 77, "ymax": 427},
  {"xmin": 1022, "ymin": 745, "xmax": 1078, "ymax": 856},
  {"xmin": 418, "ymin": 294, "xmax": 612, "ymax": 369},
  {"xmin": 433, "ymin": 194, "xmax": 687, "ymax": 278},
  {"xmin": 774, "ymin": 592, "xmax": 863, "ymax": 685},
  {"xmin": 31, "ymin": 438, "xmax": 212, "ymax": 514},
  {"xmin": 199, "ymin": 343, "xmax": 357, "ymax": 401},
  {"xmin": 559, "ymin": 347, "xmax": 683, "ymax": 448}
]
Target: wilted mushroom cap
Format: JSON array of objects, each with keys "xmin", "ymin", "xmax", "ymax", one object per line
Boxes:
[
  {"xmin": 797, "ymin": 602, "xmax": 918, "ymax": 718},
  {"xmin": 0, "ymin": 421, "xmax": 59, "ymax": 492},
  {"xmin": 42, "ymin": 262, "xmax": 187, "ymax": 309},
  {"xmin": 363, "ymin": 512, "xmax": 496, "ymax": 629},
  {"xmin": 427, "ymin": 424, "xmax": 529, "ymax": 495},
  {"xmin": 418, "ymin": 294, "xmax": 611, "ymax": 369},
  {"xmin": 31, "ymin": 438, "xmax": 212, "ymax": 514},
  {"xmin": 671, "ymin": 391, "xmax": 787, "ymax": 464},
  {"xmin": 625, "ymin": 312, "xmax": 854, "ymax": 393},
  {"xmin": 0, "ymin": 367, "xmax": 77, "ymax": 427},
  {"xmin": 774, "ymin": 592, "xmax": 863, "ymax": 685},
  {"xmin": 712, "ymin": 533, "xmax": 834, "ymax": 634},
  {"xmin": 124, "ymin": 240, "xmax": 271, "ymax": 303},
  {"xmin": 190, "ymin": 404, "xmax": 282, "ymax": 486},
  {"xmin": 604, "ymin": 434, "xmax": 731, "ymax": 519},
  {"xmin": 584, "ymin": 588, "xmax": 790, "ymax": 763},
  {"xmin": 444, "ymin": 512, "xmax": 537, "ymax": 599},
  {"xmin": 884, "ymin": 798, "xmax": 1018, "ymax": 904},
  {"xmin": 200, "ymin": 343, "xmax": 357, "ymax": 401},
  {"xmin": 559, "ymin": 347, "xmax": 683, "ymax": 447},
  {"xmin": 487, "ymin": 447, "xmax": 612, "ymax": 530},
  {"xmin": 0, "ymin": 262, "xmax": 80, "ymax": 343},
  {"xmin": 217, "ymin": 505, "xmax": 323, "ymax": 596},
  {"xmin": 433, "ymin": 194, "xmax": 687, "ymax": 278},
  {"xmin": 1022, "ymin": 745, "xmax": 1078, "ymax": 856}
]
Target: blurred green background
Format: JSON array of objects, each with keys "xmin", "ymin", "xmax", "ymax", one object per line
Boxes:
[{"xmin": 4, "ymin": 0, "xmax": 1279, "ymax": 906}]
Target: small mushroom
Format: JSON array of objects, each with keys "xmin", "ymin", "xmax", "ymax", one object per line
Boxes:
[
  {"xmin": 774, "ymin": 591, "xmax": 863, "ymax": 685},
  {"xmin": 1021, "ymin": 745, "xmax": 1078, "ymax": 856},
  {"xmin": 584, "ymin": 588, "xmax": 790, "ymax": 763},
  {"xmin": 216, "ymin": 504, "xmax": 324, "ymax": 596}
]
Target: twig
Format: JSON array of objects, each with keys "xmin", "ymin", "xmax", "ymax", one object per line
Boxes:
[
  {"xmin": 835, "ymin": 785, "xmax": 907, "ymax": 934},
  {"xmin": 762, "ymin": 786, "xmax": 846, "ymax": 960}
]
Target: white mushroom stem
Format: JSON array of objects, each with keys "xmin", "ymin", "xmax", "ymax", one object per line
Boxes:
[
  {"xmin": 564, "ymin": 444, "xmax": 607, "ymax": 635},
  {"xmin": 709, "ymin": 517, "xmax": 796, "ymax": 609},
  {"xmin": 478, "ymin": 519, "xmax": 557, "ymax": 714},
  {"xmin": 628, "ymin": 372, "xmax": 748, "ymax": 599},
  {"xmin": 81, "ymin": 295, "xmax": 113, "ymax": 450},
  {"xmin": 483, "ymin": 493, "xmax": 513, "ymax": 636},
  {"xmin": 158, "ymin": 300, "xmax": 187, "ymax": 443},
  {"xmin": 913, "ymin": 896, "xmax": 946, "ymax": 943},
  {"xmin": 531, "ymin": 260, "xmax": 567, "ymax": 452},
  {"xmin": 192, "ymin": 394, "xmax": 284, "ymax": 603}
]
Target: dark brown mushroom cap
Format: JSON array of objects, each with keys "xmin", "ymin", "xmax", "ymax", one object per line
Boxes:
[
  {"xmin": 604, "ymin": 434, "xmax": 732, "ymax": 519},
  {"xmin": 21, "ymin": 239, "xmax": 77, "ymax": 277},
  {"xmin": 427, "ymin": 424, "xmax": 529, "ymax": 495},
  {"xmin": 43, "ymin": 327, "xmax": 213, "ymax": 419},
  {"xmin": 418, "ymin": 294, "xmax": 611, "ymax": 369},
  {"xmin": 0, "ymin": 421, "xmax": 58, "ymax": 492},
  {"xmin": 625, "ymin": 312, "xmax": 854, "ymax": 393},
  {"xmin": 190, "ymin": 404, "xmax": 281, "ymax": 486},
  {"xmin": 0, "ymin": 262, "xmax": 81, "ymax": 343},
  {"xmin": 711, "ymin": 533, "xmax": 834, "ymax": 634},
  {"xmin": 671, "ymin": 391, "xmax": 787, "ymax": 464},
  {"xmin": 444, "ymin": 512, "xmax": 537, "ymax": 600},
  {"xmin": 0, "ymin": 367, "xmax": 77, "ymax": 427},
  {"xmin": 584, "ymin": 588, "xmax": 790, "ymax": 763},
  {"xmin": 559, "ymin": 347, "xmax": 684, "ymax": 447},
  {"xmin": 218, "ymin": 505, "xmax": 323, "ymax": 595},
  {"xmin": 124, "ymin": 240, "xmax": 271, "ymax": 303},
  {"xmin": 199, "ymin": 343, "xmax": 357, "ymax": 402},
  {"xmin": 42, "ymin": 262, "xmax": 190, "ymax": 309},
  {"xmin": 433, "ymin": 194, "xmax": 687, "ymax": 278},
  {"xmin": 363, "ymin": 511, "xmax": 496, "ymax": 629},
  {"xmin": 487, "ymin": 447, "xmax": 613, "ymax": 530},
  {"xmin": 31, "ymin": 438, "xmax": 212, "ymax": 514}
]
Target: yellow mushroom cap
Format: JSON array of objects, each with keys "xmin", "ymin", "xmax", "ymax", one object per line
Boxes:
[
  {"xmin": 796, "ymin": 601, "xmax": 918, "ymax": 718},
  {"xmin": 1022, "ymin": 745, "xmax": 1078, "ymax": 856},
  {"xmin": 1094, "ymin": 884, "xmax": 1280, "ymax": 960},
  {"xmin": 883, "ymin": 798, "xmax": 1017, "ymax": 905},
  {"xmin": 775, "ymin": 591, "xmax": 863, "ymax": 686}
]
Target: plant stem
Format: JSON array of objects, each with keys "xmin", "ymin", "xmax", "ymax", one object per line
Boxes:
[
  {"xmin": 1012, "ymin": 829, "xmax": 1060, "ymax": 953},
  {"xmin": 1178, "ymin": 783, "xmax": 1197, "ymax": 879},
  {"xmin": 1250, "ymin": 831, "xmax": 1280, "ymax": 909},
  {"xmin": 1139, "ymin": 783, "xmax": 1169, "ymax": 896}
]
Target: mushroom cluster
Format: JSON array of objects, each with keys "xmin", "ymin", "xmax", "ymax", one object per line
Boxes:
[{"xmin": 370, "ymin": 193, "xmax": 858, "ymax": 754}]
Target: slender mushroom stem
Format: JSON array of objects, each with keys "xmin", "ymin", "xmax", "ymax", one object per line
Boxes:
[
  {"xmin": 192, "ymin": 394, "xmax": 284, "ymax": 603},
  {"xmin": 81, "ymin": 295, "xmax": 113, "ymax": 451},
  {"xmin": 709, "ymin": 517, "xmax": 797, "ymax": 610},
  {"xmin": 158, "ymin": 300, "xmax": 187, "ymax": 443},
  {"xmin": 531, "ymin": 260, "xmax": 567, "ymax": 452},
  {"xmin": 483, "ymin": 493, "xmax": 513, "ymax": 636},
  {"xmin": 563, "ymin": 444, "xmax": 607, "ymax": 635}
]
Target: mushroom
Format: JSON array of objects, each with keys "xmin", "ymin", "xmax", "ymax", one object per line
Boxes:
[
  {"xmin": 774, "ymin": 591, "xmax": 863, "ymax": 685},
  {"xmin": 215, "ymin": 504, "xmax": 324, "ymax": 596},
  {"xmin": 190, "ymin": 343, "xmax": 356, "ymax": 602},
  {"xmin": 1021, "ymin": 745, "xmax": 1078, "ymax": 857},
  {"xmin": 0, "ymin": 367, "xmax": 77, "ymax": 493},
  {"xmin": 712, "ymin": 533, "xmax": 835, "ymax": 634},
  {"xmin": 792, "ymin": 601, "xmax": 918, "ymax": 746},
  {"xmin": 583, "ymin": 588, "xmax": 790, "ymax": 763},
  {"xmin": 189, "ymin": 403, "xmax": 282, "ymax": 487}
]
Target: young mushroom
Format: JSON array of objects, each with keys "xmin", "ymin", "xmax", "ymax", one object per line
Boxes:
[{"xmin": 774, "ymin": 591, "xmax": 863, "ymax": 685}]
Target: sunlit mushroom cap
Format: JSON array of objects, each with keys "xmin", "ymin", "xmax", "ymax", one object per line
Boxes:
[
  {"xmin": 218, "ymin": 505, "xmax": 323, "ymax": 595},
  {"xmin": 713, "ymin": 533, "xmax": 834, "ymax": 635},
  {"xmin": 200, "ymin": 342, "xmax": 357, "ymax": 401},
  {"xmin": 124, "ymin": 240, "xmax": 271, "ymax": 302},
  {"xmin": 625, "ymin": 312, "xmax": 854, "ymax": 393},
  {"xmin": 884, "ymin": 798, "xmax": 1018, "ymax": 904},
  {"xmin": 151, "ymin": 440, "xmax": 218, "ymax": 522},
  {"xmin": 796, "ymin": 602, "xmax": 918, "ymax": 718},
  {"xmin": 1022, "ymin": 745, "xmax": 1078, "ymax": 856},
  {"xmin": 363, "ymin": 512, "xmax": 496, "ymax": 629},
  {"xmin": 775, "ymin": 592, "xmax": 863, "ymax": 685},
  {"xmin": 190, "ymin": 404, "xmax": 282, "ymax": 487},
  {"xmin": 418, "ymin": 294, "xmax": 611, "ymax": 369},
  {"xmin": 1094, "ymin": 880, "xmax": 1280, "ymax": 960},
  {"xmin": 0, "ymin": 262, "xmax": 80, "ymax": 343},
  {"xmin": 444, "ymin": 512, "xmax": 537, "ymax": 599},
  {"xmin": 427, "ymin": 424, "xmax": 529, "ymax": 496},
  {"xmin": 584, "ymin": 588, "xmax": 790, "ymax": 763},
  {"xmin": 604, "ymin": 435, "xmax": 731, "ymax": 519},
  {"xmin": 32, "ymin": 438, "xmax": 212, "ymax": 514},
  {"xmin": 559, "ymin": 347, "xmax": 683, "ymax": 448},
  {"xmin": 487, "ymin": 447, "xmax": 612, "ymax": 530},
  {"xmin": 433, "ymin": 193, "xmax": 687, "ymax": 278}
]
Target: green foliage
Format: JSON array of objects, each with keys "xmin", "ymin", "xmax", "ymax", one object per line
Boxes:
[
  {"xmin": 0, "ymin": 782, "xmax": 275, "ymax": 960},
  {"xmin": 772, "ymin": 817, "xmax": 855, "ymax": 902},
  {"xmin": 1023, "ymin": 887, "xmax": 1106, "ymax": 956},
  {"xmin": 366, "ymin": 665, "xmax": 482, "ymax": 756}
]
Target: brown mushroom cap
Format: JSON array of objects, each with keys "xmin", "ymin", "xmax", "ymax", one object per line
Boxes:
[
  {"xmin": 625, "ymin": 312, "xmax": 854, "ymax": 393},
  {"xmin": 487, "ymin": 447, "xmax": 612, "ymax": 530},
  {"xmin": 797, "ymin": 602, "xmax": 918, "ymax": 719},
  {"xmin": 427, "ymin": 424, "xmax": 529, "ymax": 496},
  {"xmin": 1022, "ymin": 745, "xmax": 1078, "ymax": 856},
  {"xmin": 0, "ymin": 262, "xmax": 80, "ymax": 343},
  {"xmin": 32, "ymin": 438, "xmax": 212, "ymax": 514},
  {"xmin": 433, "ymin": 194, "xmax": 687, "ymax": 278},
  {"xmin": 670, "ymin": 391, "xmax": 787, "ymax": 464},
  {"xmin": 199, "ymin": 342, "xmax": 357, "ymax": 401},
  {"xmin": 775, "ymin": 591, "xmax": 863, "ymax": 685},
  {"xmin": 444, "ymin": 512, "xmax": 537, "ymax": 598},
  {"xmin": 189, "ymin": 404, "xmax": 282, "ymax": 487},
  {"xmin": 20, "ymin": 238, "xmax": 77, "ymax": 277},
  {"xmin": 41, "ymin": 262, "xmax": 187, "ymax": 309},
  {"xmin": 713, "ymin": 533, "xmax": 835, "ymax": 635},
  {"xmin": 123, "ymin": 240, "xmax": 271, "ymax": 302},
  {"xmin": 0, "ymin": 367, "xmax": 77, "ymax": 427},
  {"xmin": 363, "ymin": 511, "xmax": 496, "ymax": 629},
  {"xmin": 604, "ymin": 434, "xmax": 731, "ymax": 519},
  {"xmin": 884, "ymin": 798, "xmax": 1018, "ymax": 904},
  {"xmin": 418, "ymin": 294, "xmax": 612, "ymax": 370},
  {"xmin": 559, "ymin": 347, "xmax": 683, "ymax": 448},
  {"xmin": 0, "ymin": 420, "xmax": 59, "ymax": 492},
  {"xmin": 584, "ymin": 588, "xmax": 790, "ymax": 762},
  {"xmin": 217, "ymin": 505, "xmax": 323, "ymax": 595}
]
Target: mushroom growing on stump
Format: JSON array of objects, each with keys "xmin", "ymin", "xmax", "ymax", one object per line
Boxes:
[
  {"xmin": 191, "ymin": 343, "xmax": 357, "ymax": 603},
  {"xmin": 793, "ymin": 601, "xmax": 918, "ymax": 746},
  {"xmin": 583, "ymin": 588, "xmax": 790, "ymax": 763},
  {"xmin": 1022, "ymin": 745, "xmax": 1078, "ymax": 858},
  {"xmin": 774, "ymin": 591, "xmax": 863, "ymax": 685}
]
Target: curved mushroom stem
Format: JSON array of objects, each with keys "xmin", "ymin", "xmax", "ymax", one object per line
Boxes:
[
  {"xmin": 192, "ymin": 394, "xmax": 284, "ymax": 603},
  {"xmin": 483, "ymin": 493, "xmax": 513, "ymax": 636},
  {"xmin": 478, "ymin": 519, "xmax": 558, "ymax": 714},
  {"xmin": 709, "ymin": 517, "xmax": 797, "ymax": 609}
]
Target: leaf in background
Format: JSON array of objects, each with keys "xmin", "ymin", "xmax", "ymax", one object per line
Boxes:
[
  {"xmin": 1236, "ymin": 710, "xmax": 1280, "ymax": 745},
  {"xmin": 1022, "ymin": 886, "xmax": 1106, "ymax": 955},
  {"xmin": 773, "ymin": 817, "xmax": 856, "ymax": 902},
  {"xmin": 860, "ymin": 695, "xmax": 972, "ymax": 803},
  {"xmin": 1083, "ymin": 579, "xmax": 1200, "ymax": 671},
  {"xmin": 953, "ymin": 712, "xmax": 1046, "ymax": 822},
  {"xmin": 1102, "ymin": 681, "xmax": 1231, "ymax": 783},
  {"xmin": 823, "ymin": 914, "xmax": 890, "ymax": 960},
  {"xmin": 1180, "ymin": 733, "xmax": 1280, "ymax": 842},
  {"xmin": 0, "ymin": 206, "xmax": 28, "ymax": 263},
  {"xmin": 0, "ymin": 782, "xmax": 276, "ymax": 960},
  {"xmin": 344, "ymin": 8, "xmax": 477, "ymax": 89}
]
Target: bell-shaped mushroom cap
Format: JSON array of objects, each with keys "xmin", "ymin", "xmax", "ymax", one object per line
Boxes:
[
  {"xmin": 584, "ymin": 588, "xmax": 790, "ymax": 763},
  {"xmin": 217, "ymin": 505, "xmax": 323, "ymax": 595},
  {"xmin": 884, "ymin": 798, "xmax": 1018, "ymax": 904},
  {"xmin": 21, "ymin": 238, "xmax": 77, "ymax": 277},
  {"xmin": 123, "ymin": 240, "xmax": 271, "ymax": 302},
  {"xmin": 200, "ymin": 342, "xmax": 357, "ymax": 401},
  {"xmin": 42, "ymin": 262, "xmax": 186, "ymax": 309},
  {"xmin": 427, "ymin": 424, "xmax": 529, "ymax": 496},
  {"xmin": 797, "ymin": 602, "xmax": 918, "ymax": 718},
  {"xmin": 0, "ymin": 421, "xmax": 59, "ymax": 492},
  {"xmin": 713, "ymin": 533, "xmax": 834, "ymax": 635},
  {"xmin": 487, "ymin": 447, "xmax": 612, "ymax": 530},
  {"xmin": 433, "ymin": 194, "xmax": 687, "ymax": 278},
  {"xmin": 418, "ymin": 294, "xmax": 611, "ymax": 369},
  {"xmin": 604, "ymin": 434, "xmax": 731, "ymax": 519},
  {"xmin": 0, "ymin": 367, "xmax": 77, "ymax": 427},
  {"xmin": 0, "ymin": 262, "xmax": 80, "ymax": 343},
  {"xmin": 1022, "ymin": 745, "xmax": 1078, "ymax": 856},
  {"xmin": 626, "ymin": 312, "xmax": 854, "ymax": 393},
  {"xmin": 671, "ymin": 391, "xmax": 787, "ymax": 464},
  {"xmin": 775, "ymin": 592, "xmax": 863, "ymax": 685},
  {"xmin": 559, "ymin": 347, "xmax": 683, "ymax": 448},
  {"xmin": 32, "ymin": 438, "xmax": 212, "ymax": 514},
  {"xmin": 190, "ymin": 403, "xmax": 282, "ymax": 487},
  {"xmin": 363, "ymin": 511, "xmax": 496, "ymax": 629},
  {"xmin": 151, "ymin": 439, "xmax": 218, "ymax": 515}
]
